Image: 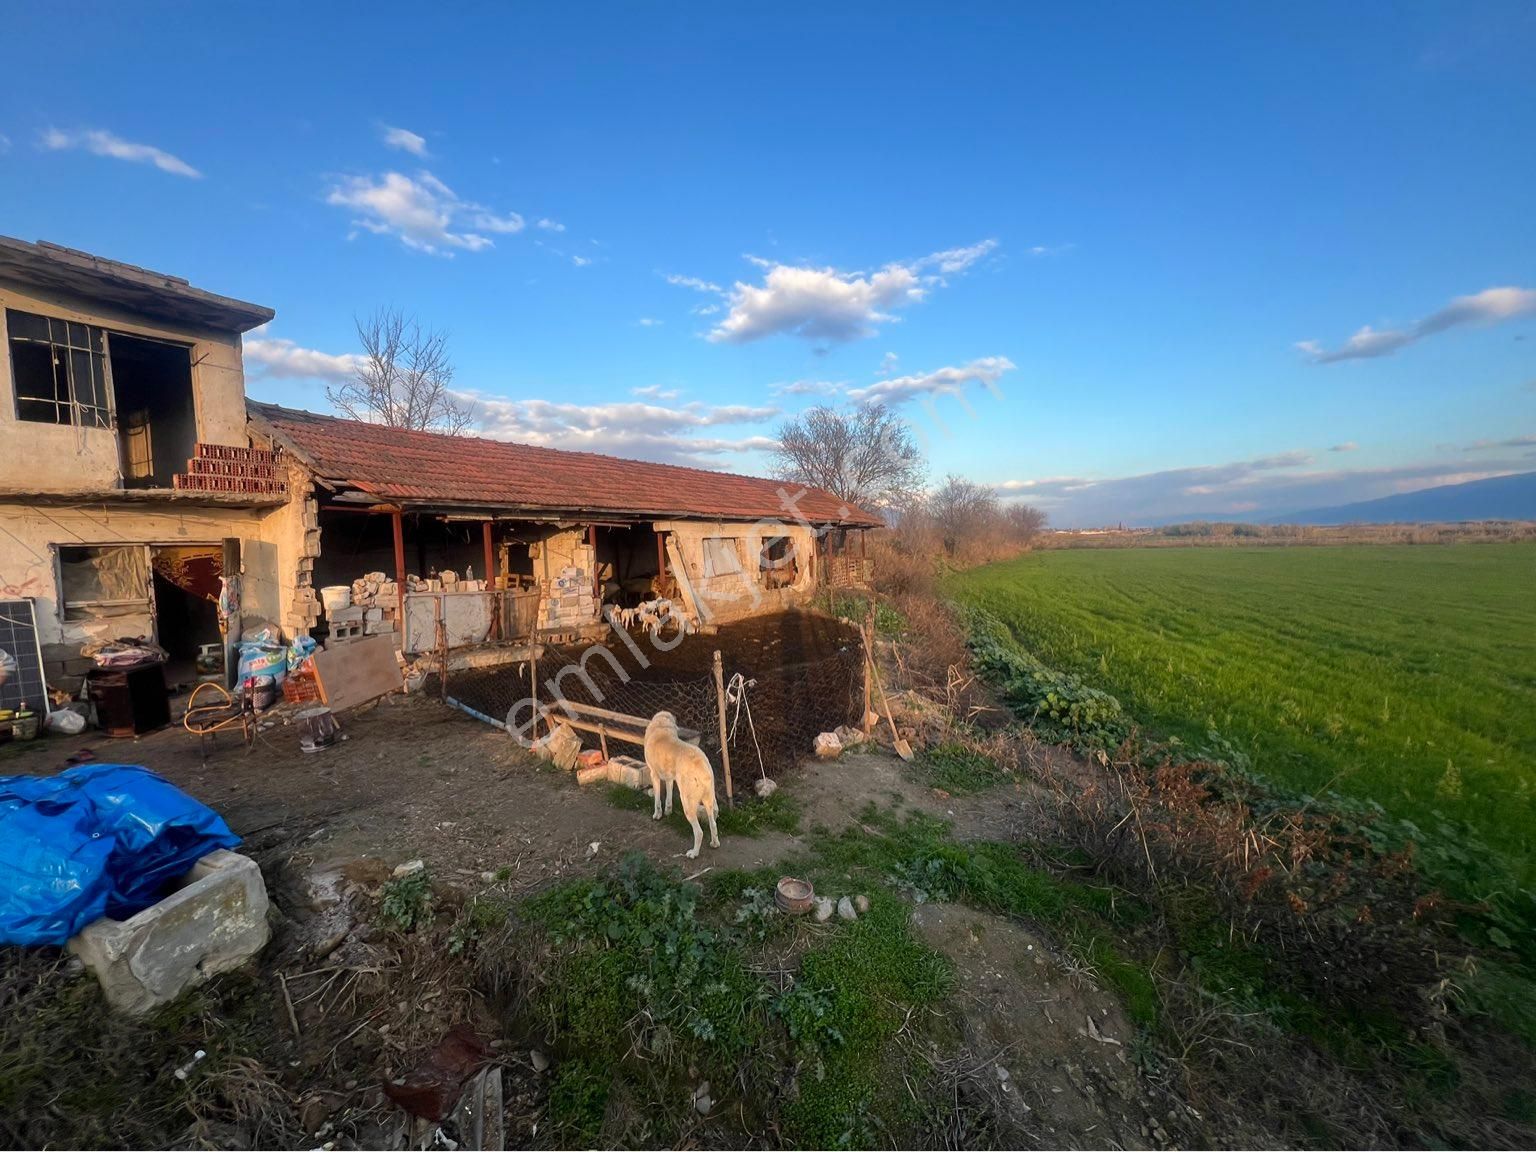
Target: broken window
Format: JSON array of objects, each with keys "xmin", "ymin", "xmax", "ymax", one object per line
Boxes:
[
  {"xmin": 760, "ymin": 535, "xmax": 798, "ymax": 589},
  {"xmin": 702, "ymin": 537, "xmax": 743, "ymax": 578},
  {"xmin": 7, "ymin": 309, "xmax": 111, "ymax": 428},
  {"xmin": 57, "ymin": 545, "xmax": 150, "ymax": 621}
]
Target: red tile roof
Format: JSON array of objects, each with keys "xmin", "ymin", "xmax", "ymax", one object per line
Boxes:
[{"xmin": 249, "ymin": 402, "xmax": 881, "ymax": 527}]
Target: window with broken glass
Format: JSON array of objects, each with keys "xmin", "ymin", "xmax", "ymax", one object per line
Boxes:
[{"xmin": 6, "ymin": 309, "xmax": 112, "ymax": 428}]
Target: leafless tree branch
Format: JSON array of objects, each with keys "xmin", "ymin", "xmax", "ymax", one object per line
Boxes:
[{"xmin": 327, "ymin": 308, "xmax": 471, "ymax": 435}]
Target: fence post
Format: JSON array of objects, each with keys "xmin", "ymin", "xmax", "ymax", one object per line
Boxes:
[
  {"xmin": 529, "ymin": 633, "xmax": 541, "ymax": 742},
  {"xmin": 712, "ymin": 650, "xmax": 735, "ymax": 808}
]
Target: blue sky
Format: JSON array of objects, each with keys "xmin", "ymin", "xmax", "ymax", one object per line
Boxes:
[{"xmin": 2, "ymin": 1, "xmax": 1533, "ymax": 526}]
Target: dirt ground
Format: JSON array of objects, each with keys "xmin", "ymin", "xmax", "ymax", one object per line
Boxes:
[
  {"xmin": 0, "ymin": 688, "xmax": 1035, "ymax": 898},
  {"xmin": 0, "ymin": 692, "xmax": 1184, "ymax": 1149}
]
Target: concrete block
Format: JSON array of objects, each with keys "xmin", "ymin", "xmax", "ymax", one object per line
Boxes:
[
  {"xmin": 69, "ymin": 850, "xmax": 270, "ymax": 1015},
  {"xmin": 364, "ymin": 618, "xmax": 397, "ymax": 635},
  {"xmin": 364, "ymin": 607, "xmax": 383, "ymax": 622},
  {"xmin": 328, "ymin": 605, "xmax": 364, "ymax": 623}
]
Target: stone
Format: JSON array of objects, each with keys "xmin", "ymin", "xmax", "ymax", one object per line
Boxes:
[
  {"xmin": 529, "ymin": 1049, "xmax": 549, "ymax": 1073},
  {"xmin": 813, "ymin": 732, "xmax": 843, "ymax": 759},
  {"xmin": 813, "ymin": 897, "xmax": 835, "ymax": 922},
  {"xmin": 68, "ymin": 850, "xmax": 271, "ymax": 1015},
  {"xmin": 836, "ymin": 896, "xmax": 857, "ymax": 921},
  {"xmin": 753, "ymin": 777, "xmax": 778, "ymax": 799},
  {"xmin": 854, "ymin": 894, "xmax": 870, "ymax": 914},
  {"xmin": 531, "ymin": 722, "xmax": 582, "ymax": 772},
  {"xmin": 833, "ymin": 724, "xmax": 866, "ymax": 747},
  {"xmin": 393, "ymin": 859, "xmax": 426, "ymax": 878}
]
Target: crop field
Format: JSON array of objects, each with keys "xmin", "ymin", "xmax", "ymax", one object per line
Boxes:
[{"xmin": 951, "ymin": 542, "xmax": 1536, "ymax": 881}]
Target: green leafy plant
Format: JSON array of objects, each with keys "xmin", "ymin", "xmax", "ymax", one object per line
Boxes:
[{"xmin": 379, "ymin": 867, "xmax": 433, "ymax": 932}]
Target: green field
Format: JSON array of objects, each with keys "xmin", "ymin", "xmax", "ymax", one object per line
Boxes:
[{"xmin": 951, "ymin": 543, "xmax": 1536, "ymax": 881}]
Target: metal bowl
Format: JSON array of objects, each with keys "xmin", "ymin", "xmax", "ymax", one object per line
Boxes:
[{"xmin": 775, "ymin": 876, "xmax": 815, "ymax": 915}]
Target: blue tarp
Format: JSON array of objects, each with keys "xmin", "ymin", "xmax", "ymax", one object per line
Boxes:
[{"xmin": 0, "ymin": 764, "xmax": 240, "ymax": 946}]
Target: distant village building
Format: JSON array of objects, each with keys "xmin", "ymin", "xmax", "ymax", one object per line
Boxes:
[{"xmin": 0, "ymin": 237, "xmax": 875, "ymax": 697}]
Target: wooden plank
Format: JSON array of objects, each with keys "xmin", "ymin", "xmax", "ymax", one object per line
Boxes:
[{"xmin": 312, "ymin": 634, "xmax": 402, "ymax": 713}]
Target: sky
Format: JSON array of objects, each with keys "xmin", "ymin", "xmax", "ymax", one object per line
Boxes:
[{"xmin": 1, "ymin": 1, "xmax": 1533, "ymax": 527}]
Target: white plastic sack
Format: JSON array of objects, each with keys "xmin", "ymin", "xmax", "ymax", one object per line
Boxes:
[{"xmin": 44, "ymin": 709, "xmax": 86, "ymax": 736}]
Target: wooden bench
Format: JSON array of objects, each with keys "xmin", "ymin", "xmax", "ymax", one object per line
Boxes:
[{"xmin": 538, "ymin": 699, "xmax": 700, "ymax": 760}]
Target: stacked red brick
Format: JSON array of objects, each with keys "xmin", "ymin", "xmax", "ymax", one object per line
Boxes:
[{"xmin": 173, "ymin": 443, "xmax": 289, "ymax": 496}]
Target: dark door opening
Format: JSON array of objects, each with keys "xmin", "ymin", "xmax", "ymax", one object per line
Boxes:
[
  {"xmin": 150, "ymin": 545, "xmax": 224, "ymax": 691},
  {"xmin": 110, "ymin": 333, "xmax": 196, "ymax": 488}
]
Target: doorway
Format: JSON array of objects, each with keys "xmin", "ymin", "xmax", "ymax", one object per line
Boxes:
[
  {"xmin": 150, "ymin": 545, "xmax": 224, "ymax": 690},
  {"xmin": 110, "ymin": 333, "xmax": 197, "ymax": 488}
]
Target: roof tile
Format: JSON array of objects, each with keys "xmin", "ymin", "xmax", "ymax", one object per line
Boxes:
[{"xmin": 248, "ymin": 401, "xmax": 880, "ymax": 526}]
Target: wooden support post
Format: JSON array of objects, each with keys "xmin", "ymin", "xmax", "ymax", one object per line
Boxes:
[
  {"xmin": 656, "ymin": 530, "xmax": 667, "ymax": 588},
  {"xmin": 391, "ymin": 509, "xmax": 406, "ymax": 627},
  {"xmin": 862, "ymin": 609, "xmax": 875, "ymax": 733},
  {"xmin": 484, "ymin": 520, "xmax": 499, "ymax": 640},
  {"xmin": 712, "ymin": 649, "xmax": 735, "ymax": 808},
  {"xmin": 588, "ymin": 524, "xmax": 600, "ymax": 605}
]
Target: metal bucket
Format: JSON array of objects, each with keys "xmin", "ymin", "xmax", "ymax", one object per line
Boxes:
[{"xmin": 294, "ymin": 705, "xmax": 339, "ymax": 753}]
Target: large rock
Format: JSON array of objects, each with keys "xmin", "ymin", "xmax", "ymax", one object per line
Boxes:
[
  {"xmin": 69, "ymin": 850, "xmax": 271, "ymax": 1015},
  {"xmin": 813, "ymin": 732, "xmax": 843, "ymax": 759}
]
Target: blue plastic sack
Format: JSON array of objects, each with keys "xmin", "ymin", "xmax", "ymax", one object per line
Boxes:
[{"xmin": 0, "ymin": 764, "xmax": 240, "ymax": 946}]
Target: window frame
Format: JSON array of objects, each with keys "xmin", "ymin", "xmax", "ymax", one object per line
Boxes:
[
  {"xmin": 6, "ymin": 308, "xmax": 114, "ymax": 430},
  {"xmin": 54, "ymin": 544, "xmax": 152, "ymax": 623}
]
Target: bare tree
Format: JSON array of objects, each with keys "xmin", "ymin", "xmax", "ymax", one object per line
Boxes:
[
  {"xmin": 327, "ymin": 308, "xmax": 472, "ymax": 434},
  {"xmin": 773, "ymin": 403, "xmax": 925, "ymax": 511},
  {"xmin": 927, "ymin": 474, "xmax": 1000, "ymax": 556},
  {"xmin": 1004, "ymin": 502, "xmax": 1047, "ymax": 543}
]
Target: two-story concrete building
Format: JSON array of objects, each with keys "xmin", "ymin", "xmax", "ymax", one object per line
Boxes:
[{"xmin": 0, "ymin": 237, "xmax": 305, "ymax": 695}]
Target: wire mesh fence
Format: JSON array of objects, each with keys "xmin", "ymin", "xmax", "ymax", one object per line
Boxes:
[{"xmin": 441, "ymin": 635, "xmax": 864, "ymax": 793}]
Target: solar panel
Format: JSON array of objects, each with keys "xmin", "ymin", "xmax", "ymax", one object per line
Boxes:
[{"xmin": 0, "ymin": 599, "xmax": 52, "ymax": 717}]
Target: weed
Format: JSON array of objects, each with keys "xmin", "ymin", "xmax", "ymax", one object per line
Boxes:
[
  {"xmin": 379, "ymin": 867, "xmax": 433, "ymax": 932},
  {"xmin": 547, "ymin": 1057, "xmax": 611, "ymax": 1146},
  {"xmin": 916, "ymin": 741, "xmax": 1008, "ymax": 794}
]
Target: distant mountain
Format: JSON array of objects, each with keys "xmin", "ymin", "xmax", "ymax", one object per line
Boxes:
[{"xmin": 1267, "ymin": 471, "xmax": 1536, "ymax": 526}]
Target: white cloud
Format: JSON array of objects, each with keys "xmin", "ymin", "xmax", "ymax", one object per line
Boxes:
[
  {"xmin": 632, "ymin": 384, "xmax": 681, "ymax": 400},
  {"xmin": 877, "ymin": 352, "xmax": 899, "ymax": 375},
  {"xmin": 0, "ymin": 134, "xmax": 10, "ymax": 154},
  {"xmin": 664, "ymin": 273, "xmax": 724, "ymax": 294},
  {"xmin": 40, "ymin": 128, "xmax": 200, "ymax": 178},
  {"xmin": 846, "ymin": 356, "xmax": 1015, "ymax": 404},
  {"xmin": 1300, "ymin": 286, "xmax": 1536, "ymax": 363},
  {"xmin": 996, "ymin": 451, "xmax": 1532, "ymax": 528},
  {"xmin": 244, "ymin": 335, "xmax": 362, "ymax": 382},
  {"xmin": 1330, "ymin": 441, "xmax": 1359, "ymax": 452},
  {"xmin": 697, "ymin": 240, "xmax": 997, "ymax": 345},
  {"xmin": 537, "ymin": 218, "xmax": 565, "ymax": 232},
  {"xmin": 1465, "ymin": 433, "xmax": 1536, "ymax": 451},
  {"xmin": 458, "ymin": 395, "xmax": 781, "ymax": 466},
  {"xmin": 911, "ymin": 238, "xmax": 998, "ymax": 277},
  {"xmin": 770, "ymin": 379, "xmax": 846, "ymax": 397},
  {"xmin": 325, "ymin": 169, "xmax": 523, "ymax": 254},
  {"xmin": 636, "ymin": 317, "xmax": 663, "ymax": 327},
  {"xmin": 381, "ymin": 125, "xmax": 428, "ymax": 157}
]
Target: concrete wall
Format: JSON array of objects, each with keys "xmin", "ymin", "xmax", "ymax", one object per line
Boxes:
[
  {"xmin": 0, "ymin": 278, "xmax": 249, "ymax": 495},
  {"xmin": 0, "ymin": 480, "xmax": 317, "ymax": 694},
  {"xmin": 658, "ymin": 520, "xmax": 819, "ymax": 624}
]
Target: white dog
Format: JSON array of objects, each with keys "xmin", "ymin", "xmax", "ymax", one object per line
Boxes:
[{"xmin": 643, "ymin": 710, "xmax": 720, "ymax": 859}]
